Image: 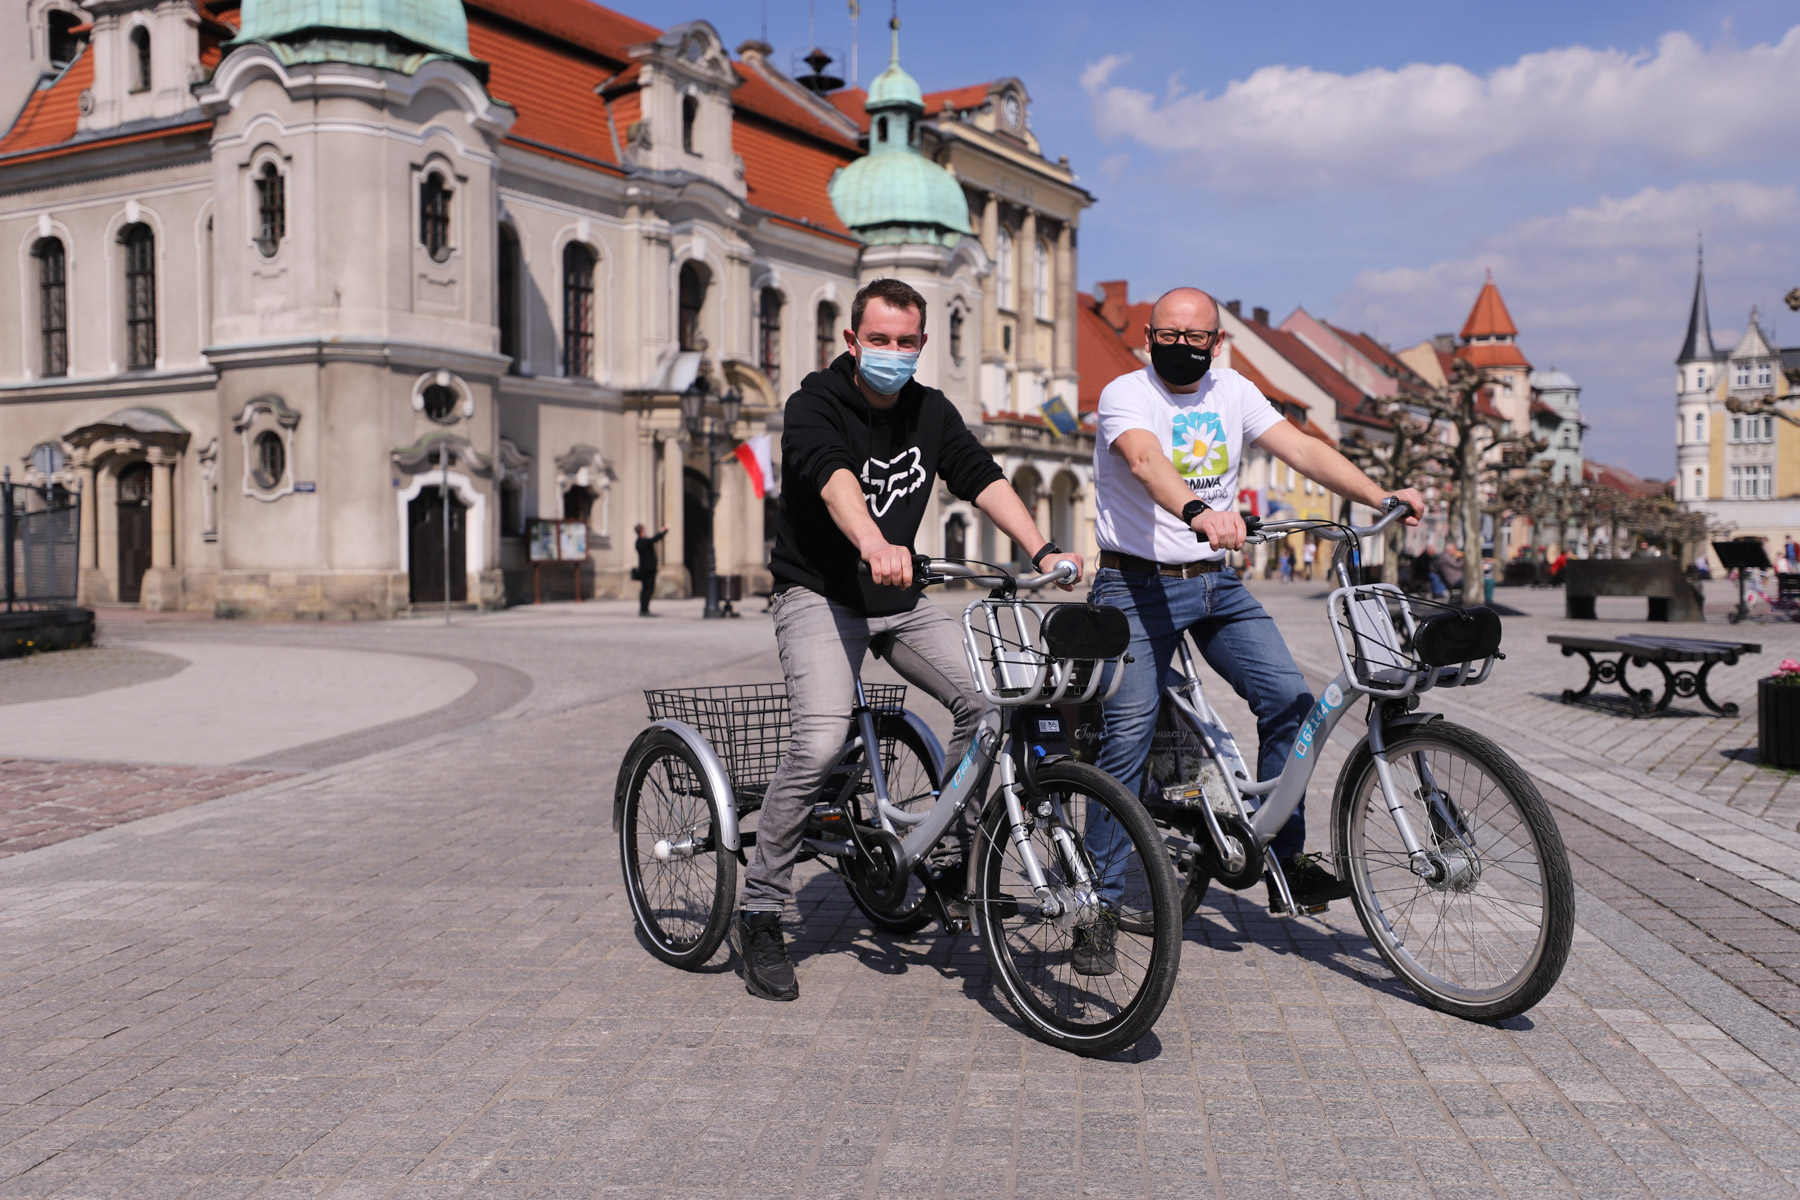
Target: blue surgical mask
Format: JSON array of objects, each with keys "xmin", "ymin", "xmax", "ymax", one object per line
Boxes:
[{"xmin": 855, "ymin": 340, "xmax": 919, "ymax": 395}]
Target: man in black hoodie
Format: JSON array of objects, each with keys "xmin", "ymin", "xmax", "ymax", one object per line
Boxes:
[{"xmin": 737, "ymin": 278, "xmax": 1082, "ymax": 1002}]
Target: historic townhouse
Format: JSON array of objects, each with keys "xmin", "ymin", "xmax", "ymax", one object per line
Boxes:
[
  {"xmin": 1675, "ymin": 250, "xmax": 1800, "ymax": 542},
  {"xmin": 0, "ymin": 0, "xmax": 1090, "ymax": 617}
]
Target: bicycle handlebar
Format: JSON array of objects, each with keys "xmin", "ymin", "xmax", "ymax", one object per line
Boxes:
[
  {"xmin": 858, "ymin": 555, "xmax": 1080, "ymax": 591},
  {"xmin": 1191, "ymin": 498, "xmax": 1415, "ymax": 547}
]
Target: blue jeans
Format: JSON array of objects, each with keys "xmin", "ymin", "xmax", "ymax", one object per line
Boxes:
[{"xmin": 1085, "ymin": 566, "xmax": 1313, "ymax": 892}]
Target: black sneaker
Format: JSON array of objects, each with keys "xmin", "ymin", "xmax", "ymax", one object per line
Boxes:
[
  {"xmin": 736, "ymin": 911, "xmax": 798, "ymax": 1001},
  {"xmin": 1071, "ymin": 922, "xmax": 1118, "ymax": 977},
  {"xmin": 1267, "ymin": 853, "xmax": 1351, "ymax": 913}
]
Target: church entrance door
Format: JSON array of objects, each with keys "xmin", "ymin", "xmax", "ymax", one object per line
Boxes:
[
  {"xmin": 116, "ymin": 461, "xmax": 152, "ymax": 603},
  {"xmin": 408, "ymin": 486, "xmax": 467, "ymax": 604}
]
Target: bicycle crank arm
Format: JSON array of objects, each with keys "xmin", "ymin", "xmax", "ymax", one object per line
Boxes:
[{"xmin": 801, "ymin": 837, "xmax": 858, "ymax": 859}]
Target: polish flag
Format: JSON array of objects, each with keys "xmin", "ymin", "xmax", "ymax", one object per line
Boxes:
[{"xmin": 733, "ymin": 435, "xmax": 774, "ymax": 499}]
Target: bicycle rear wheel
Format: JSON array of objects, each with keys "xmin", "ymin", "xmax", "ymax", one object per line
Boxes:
[
  {"xmin": 847, "ymin": 716, "xmax": 942, "ymax": 935},
  {"xmin": 619, "ymin": 731, "xmax": 737, "ymax": 969},
  {"xmin": 975, "ymin": 760, "xmax": 1181, "ymax": 1056},
  {"xmin": 1334, "ymin": 721, "xmax": 1573, "ymax": 1021}
]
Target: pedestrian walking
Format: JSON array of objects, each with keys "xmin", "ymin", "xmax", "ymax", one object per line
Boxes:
[
  {"xmin": 1301, "ymin": 539, "xmax": 1316, "ymax": 579},
  {"xmin": 633, "ymin": 524, "xmax": 668, "ymax": 616},
  {"xmin": 1278, "ymin": 547, "xmax": 1293, "ymax": 583}
]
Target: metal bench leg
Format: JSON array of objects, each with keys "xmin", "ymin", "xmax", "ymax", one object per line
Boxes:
[
  {"xmin": 1615, "ymin": 655, "xmax": 1665, "ymax": 715},
  {"xmin": 1686, "ymin": 659, "xmax": 1739, "ymax": 717},
  {"xmin": 1560, "ymin": 646, "xmax": 1604, "ymax": 704}
]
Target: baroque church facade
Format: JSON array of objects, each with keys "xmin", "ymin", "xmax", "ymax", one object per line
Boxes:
[{"xmin": 0, "ymin": 0, "xmax": 1097, "ymax": 616}]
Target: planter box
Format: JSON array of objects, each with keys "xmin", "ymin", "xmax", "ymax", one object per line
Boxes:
[{"xmin": 1760, "ymin": 678, "xmax": 1800, "ymax": 767}]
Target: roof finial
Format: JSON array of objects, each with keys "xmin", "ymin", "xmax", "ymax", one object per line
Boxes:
[
  {"xmin": 888, "ymin": 13, "xmax": 900, "ymax": 67},
  {"xmin": 1485, "ymin": 266, "xmax": 1493, "ymax": 283}
]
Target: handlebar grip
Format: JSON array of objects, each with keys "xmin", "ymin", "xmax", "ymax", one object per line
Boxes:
[
  {"xmin": 855, "ymin": 554, "xmax": 933, "ymax": 583},
  {"xmin": 1191, "ymin": 512, "xmax": 1262, "ymax": 546}
]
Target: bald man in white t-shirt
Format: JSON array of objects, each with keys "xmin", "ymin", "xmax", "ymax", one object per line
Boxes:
[{"xmin": 1079, "ymin": 288, "xmax": 1423, "ymax": 963}]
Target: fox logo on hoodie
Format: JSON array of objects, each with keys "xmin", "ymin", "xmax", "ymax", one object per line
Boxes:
[{"xmin": 860, "ymin": 448, "xmax": 927, "ymax": 517}]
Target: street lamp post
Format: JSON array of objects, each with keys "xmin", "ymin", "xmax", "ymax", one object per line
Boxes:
[{"xmin": 679, "ymin": 371, "xmax": 743, "ymax": 620}]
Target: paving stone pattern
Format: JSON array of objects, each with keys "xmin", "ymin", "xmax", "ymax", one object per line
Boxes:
[
  {"xmin": 0, "ymin": 596, "xmax": 1798, "ymax": 1195},
  {"xmin": 0, "ymin": 758, "xmax": 284, "ymax": 858}
]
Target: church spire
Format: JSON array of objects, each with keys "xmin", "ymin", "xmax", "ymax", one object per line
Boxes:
[{"xmin": 1678, "ymin": 238, "xmax": 1716, "ymax": 365}]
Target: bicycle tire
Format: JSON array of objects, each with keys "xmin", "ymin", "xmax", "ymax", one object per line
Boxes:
[
  {"xmin": 1333, "ymin": 721, "xmax": 1573, "ymax": 1021},
  {"xmin": 847, "ymin": 716, "xmax": 942, "ymax": 935},
  {"xmin": 975, "ymin": 760, "xmax": 1181, "ymax": 1056},
  {"xmin": 619, "ymin": 731, "xmax": 737, "ymax": 969}
]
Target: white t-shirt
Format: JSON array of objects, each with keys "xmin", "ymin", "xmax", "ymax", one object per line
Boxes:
[{"xmin": 1093, "ymin": 366, "xmax": 1283, "ymax": 563}]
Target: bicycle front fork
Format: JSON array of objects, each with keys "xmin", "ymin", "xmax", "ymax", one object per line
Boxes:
[{"xmin": 995, "ymin": 754, "xmax": 1100, "ymax": 926}]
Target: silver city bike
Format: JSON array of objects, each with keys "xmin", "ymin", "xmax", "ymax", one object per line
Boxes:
[
  {"xmin": 614, "ymin": 558, "xmax": 1183, "ymax": 1056},
  {"xmin": 1140, "ymin": 500, "xmax": 1574, "ymax": 1021}
]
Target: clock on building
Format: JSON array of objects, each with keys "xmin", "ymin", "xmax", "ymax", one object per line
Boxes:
[{"xmin": 1002, "ymin": 93, "xmax": 1021, "ymax": 130}]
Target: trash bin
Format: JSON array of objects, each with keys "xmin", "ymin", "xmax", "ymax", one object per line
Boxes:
[{"xmin": 1484, "ymin": 578, "xmax": 1496, "ymax": 604}]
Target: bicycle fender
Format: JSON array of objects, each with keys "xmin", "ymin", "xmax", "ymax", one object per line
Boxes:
[{"xmin": 613, "ymin": 720, "xmax": 741, "ymax": 854}]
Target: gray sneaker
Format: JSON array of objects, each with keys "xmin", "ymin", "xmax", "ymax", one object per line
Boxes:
[{"xmin": 1071, "ymin": 922, "xmax": 1118, "ymax": 976}]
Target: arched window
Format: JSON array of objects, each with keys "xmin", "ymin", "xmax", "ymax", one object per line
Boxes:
[
  {"xmin": 420, "ymin": 172, "xmax": 452, "ymax": 263},
  {"xmin": 497, "ymin": 224, "xmax": 520, "ymax": 370},
  {"xmin": 1694, "ymin": 412, "xmax": 1704, "ymax": 442},
  {"xmin": 33, "ymin": 238, "xmax": 67, "ymax": 378},
  {"xmin": 816, "ymin": 300, "xmax": 839, "ymax": 370},
  {"xmin": 678, "ymin": 261, "xmax": 708, "ymax": 352},
  {"xmin": 877, "ymin": 115, "xmax": 888, "ymax": 143},
  {"xmin": 995, "ymin": 229, "xmax": 1014, "ymax": 311},
  {"xmin": 252, "ymin": 431, "xmax": 285, "ymax": 490},
  {"xmin": 1034, "ymin": 238, "xmax": 1051, "ymax": 319},
  {"xmin": 681, "ymin": 94, "xmax": 699, "ymax": 154},
  {"xmin": 421, "ymin": 384, "xmax": 458, "ymax": 422},
  {"xmin": 130, "ymin": 26, "xmax": 150, "ymax": 92},
  {"xmin": 47, "ymin": 11, "xmax": 82, "ymax": 67},
  {"xmin": 563, "ymin": 243, "xmax": 596, "ymax": 378},
  {"xmin": 121, "ymin": 223, "xmax": 156, "ymax": 370},
  {"xmin": 758, "ymin": 287, "xmax": 783, "ymax": 386},
  {"xmin": 949, "ymin": 306, "xmax": 964, "ymax": 366},
  {"xmin": 254, "ymin": 162, "xmax": 285, "ymax": 258}
]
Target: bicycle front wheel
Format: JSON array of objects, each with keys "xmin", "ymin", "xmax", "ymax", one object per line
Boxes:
[
  {"xmin": 975, "ymin": 760, "xmax": 1181, "ymax": 1057},
  {"xmin": 1334, "ymin": 721, "xmax": 1573, "ymax": 1021},
  {"xmin": 619, "ymin": 731, "xmax": 737, "ymax": 969}
]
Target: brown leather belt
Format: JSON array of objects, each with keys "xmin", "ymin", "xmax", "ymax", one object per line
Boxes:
[{"xmin": 1099, "ymin": 551, "xmax": 1223, "ymax": 579}]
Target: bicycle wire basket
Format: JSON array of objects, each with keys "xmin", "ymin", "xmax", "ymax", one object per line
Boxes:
[
  {"xmin": 644, "ymin": 682, "xmax": 907, "ymax": 803},
  {"xmin": 1327, "ymin": 584, "xmax": 1501, "ymax": 699},
  {"xmin": 961, "ymin": 600, "xmax": 1130, "ymax": 707}
]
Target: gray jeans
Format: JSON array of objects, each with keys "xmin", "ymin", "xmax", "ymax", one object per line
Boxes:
[{"xmin": 741, "ymin": 587, "xmax": 995, "ymax": 914}]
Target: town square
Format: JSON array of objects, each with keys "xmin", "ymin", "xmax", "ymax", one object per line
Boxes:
[{"xmin": 2, "ymin": 0, "xmax": 1799, "ymax": 1195}]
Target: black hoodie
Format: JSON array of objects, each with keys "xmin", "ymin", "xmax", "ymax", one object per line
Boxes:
[{"xmin": 771, "ymin": 353, "xmax": 1005, "ymax": 615}]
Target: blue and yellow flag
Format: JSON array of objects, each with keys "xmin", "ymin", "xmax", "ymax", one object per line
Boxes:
[{"xmin": 1040, "ymin": 394, "xmax": 1080, "ymax": 437}]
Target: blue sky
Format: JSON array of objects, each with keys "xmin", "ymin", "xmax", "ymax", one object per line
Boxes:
[{"xmin": 616, "ymin": 2, "xmax": 1800, "ymax": 478}]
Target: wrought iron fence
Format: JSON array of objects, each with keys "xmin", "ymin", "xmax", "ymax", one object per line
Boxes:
[{"xmin": 3, "ymin": 468, "xmax": 81, "ymax": 612}]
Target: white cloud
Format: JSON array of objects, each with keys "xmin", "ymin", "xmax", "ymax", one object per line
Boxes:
[
  {"xmin": 1332, "ymin": 181, "xmax": 1800, "ymax": 474},
  {"xmin": 1082, "ymin": 28, "xmax": 1800, "ymax": 197}
]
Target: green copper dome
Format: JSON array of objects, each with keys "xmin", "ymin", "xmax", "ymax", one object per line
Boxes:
[
  {"xmin": 829, "ymin": 21, "xmax": 971, "ymax": 247},
  {"xmin": 231, "ymin": 0, "xmax": 478, "ymax": 73}
]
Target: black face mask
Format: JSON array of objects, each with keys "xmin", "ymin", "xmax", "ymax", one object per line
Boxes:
[{"xmin": 1151, "ymin": 340, "xmax": 1212, "ymax": 387}]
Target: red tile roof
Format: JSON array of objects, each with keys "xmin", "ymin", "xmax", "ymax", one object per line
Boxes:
[
  {"xmin": 735, "ymin": 117, "xmax": 857, "ymax": 238},
  {"xmin": 469, "ymin": 15, "xmax": 625, "ymax": 169},
  {"xmin": 732, "ymin": 64, "xmax": 859, "ymax": 152},
  {"xmin": 467, "ymin": 0, "xmax": 655, "ymax": 62},
  {"xmin": 1585, "ymin": 460, "xmax": 1670, "ymax": 498},
  {"xmin": 1325, "ymin": 322, "xmax": 1421, "ymax": 384},
  {"xmin": 926, "ymin": 83, "xmax": 993, "ymax": 114},
  {"xmin": 1245, "ymin": 317, "xmax": 1365, "ymax": 410},
  {"xmin": 1230, "ymin": 354, "xmax": 1301, "ymax": 409},
  {"xmin": 1456, "ymin": 342, "xmax": 1532, "ymax": 370},
  {"xmin": 0, "ymin": 49, "xmax": 90, "ymax": 157},
  {"xmin": 1077, "ymin": 293, "xmax": 1146, "ymax": 411},
  {"xmin": 828, "ymin": 86, "xmax": 869, "ymax": 130},
  {"xmin": 1460, "ymin": 276, "xmax": 1519, "ymax": 339}
]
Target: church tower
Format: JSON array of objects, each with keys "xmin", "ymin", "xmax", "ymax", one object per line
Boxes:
[{"xmin": 1674, "ymin": 245, "xmax": 1723, "ymax": 504}]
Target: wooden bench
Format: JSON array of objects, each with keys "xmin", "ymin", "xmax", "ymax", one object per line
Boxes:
[
  {"xmin": 1563, "ymin": 558, "xmax": 1705, "ymax": 622},
  {"xmin": 1548, "ymin": 633, "xmax": 1760, "ymax": 716}
]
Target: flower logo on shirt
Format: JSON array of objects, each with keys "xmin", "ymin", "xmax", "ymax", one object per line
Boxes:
[{"xmin": 1171, "ymin": 411, "xmax": 1229, "ymax": 478}]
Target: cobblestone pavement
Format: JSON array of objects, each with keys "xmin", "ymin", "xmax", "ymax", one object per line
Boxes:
[
  {"xmin": 0, "ymin": 759, "xmax": 287, "ymax": 858},
  {"xmin": 2, "ymin": 593, "xmax": 1800, "ymax": 1196}
]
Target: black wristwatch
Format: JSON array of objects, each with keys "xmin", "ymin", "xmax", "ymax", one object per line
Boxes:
[
  {"xmin": 1031, "ymin": 541, "xmax": 1063, "ymax": 570},
  {"xmin": 1180, "ymin": 499, "xmax": 1208, "ymax": 526}
]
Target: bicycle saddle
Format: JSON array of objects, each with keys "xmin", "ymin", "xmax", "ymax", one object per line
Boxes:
[{"xmin": 1041, "ymin": 603, "xmax": 1131, "ymax": 661}]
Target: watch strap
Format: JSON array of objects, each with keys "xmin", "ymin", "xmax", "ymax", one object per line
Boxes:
[
  {"xmin": 1031, "ymin": 541, "xmax": 1062, "ymax": 570},
  {"xmin": 1181, "ymin": 499, "xmax": 1208, "ymax": 525}
]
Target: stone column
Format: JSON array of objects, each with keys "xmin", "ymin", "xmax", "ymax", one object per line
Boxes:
[
  {"xmin": 150, "ymin": 454, "xmax": 174, "ymax": 569},
  {"xmin": 660, "ymin": 429, "xmax": 687, "ymax": 596},
  {"xmin": 1053, "ymin": 223, "xmax": 1075, "ymax": 378},
  {"xmin": 980, "ymin": 193, "xmax": 999, "ymax": 357},
  {"xmin": 79, "ymin": 460, "xmax": 99, "ymax": 569},
  {"xmin": 1018, "ymin": 209, "xmax": 1038, "ymax": 362}
]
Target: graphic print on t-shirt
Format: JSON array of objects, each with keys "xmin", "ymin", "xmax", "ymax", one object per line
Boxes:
[
  {"xmin": 861, "ymin": 447, "xmax": 927, "ymax": 517},
  {"xmin": 1171, "ymin": 410, "xmax": 1229, "ymax": 479}
]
